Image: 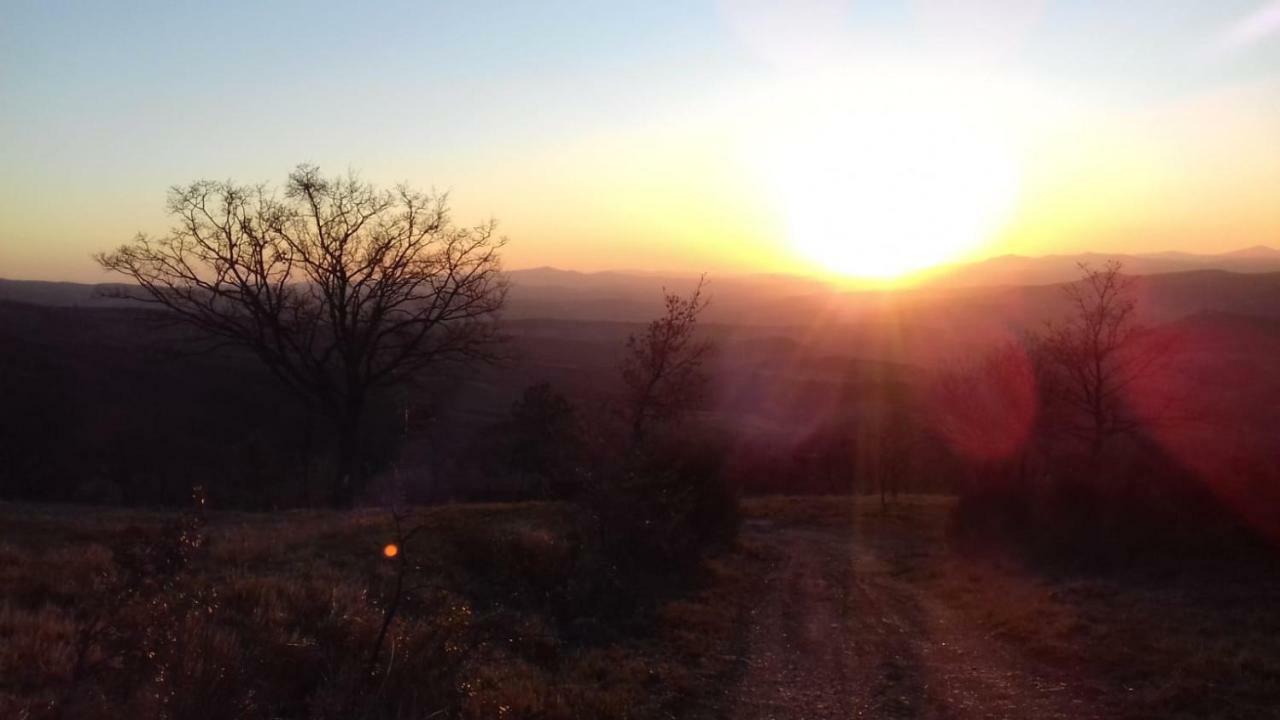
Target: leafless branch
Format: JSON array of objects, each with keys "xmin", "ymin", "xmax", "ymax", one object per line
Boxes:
[{"xmin": 96, "ymin": 165, "xmax": 508, "ymax": 504}]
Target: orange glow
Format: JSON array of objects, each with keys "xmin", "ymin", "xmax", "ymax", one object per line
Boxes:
[{"xmin": 383, "ymin": 543, "xmax": 399, "ymax": 559}]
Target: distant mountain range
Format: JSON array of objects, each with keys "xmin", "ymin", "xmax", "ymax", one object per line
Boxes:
[
  {"xmin": 5, "ymin": 247, "xmax": 1280, "ymax": 330},
  {"xmin": 0, "ymin": 280, "xmax": 137, "ymax": 308},
  {"xmin": 928, "ymin": 246, "xmax": 1280, "ymax": 288}
]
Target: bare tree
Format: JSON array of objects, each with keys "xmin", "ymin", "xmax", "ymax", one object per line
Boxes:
[
  {"xmin": 621, "ymin": 276, "xmax": 712, "ymax": 444},
  {"xmin": 96, "ymin": 165, "xmax": 508, "ymax": 505},
  {"xmin": 1033, "ymin": 261, "xmax": 1156, "ymax": 459}
]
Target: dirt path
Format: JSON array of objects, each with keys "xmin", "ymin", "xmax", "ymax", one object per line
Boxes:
[{"xmin": 725, "ymin": 517, "xmax": 1102, "ymax": 720}]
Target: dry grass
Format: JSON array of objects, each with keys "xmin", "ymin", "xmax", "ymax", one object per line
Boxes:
[
  {"xmin": 742, "ymin": 492, "xmax": 954, "ymax": 529},
  {"xmin": 16, "ymin": 495, "xmax": 1269, "ymax": 719},
  {"xmin": 930, "ymin": 552, "xmax": 1280, "ymax": 719},
  {"xmin": 0, "ymin": 501, "xmax": 753, "ymax": 720}
]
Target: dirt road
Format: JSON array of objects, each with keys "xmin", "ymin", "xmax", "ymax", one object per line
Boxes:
[{"xmin": 725, "ymin": 514, "xmax": 1102, "ymax": 719}]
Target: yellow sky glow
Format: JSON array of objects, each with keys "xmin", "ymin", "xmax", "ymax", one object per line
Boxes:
[{"xmin": 3, "ymin": 3, "xmax": 1280, "ymax": 283}]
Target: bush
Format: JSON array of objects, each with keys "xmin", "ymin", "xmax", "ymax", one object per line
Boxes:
[
  {"xmin": 582, "ymin": 430, "xmax": 740, "ymax": 587},
  {"xmin": 948, "ymin": 445, "xmax": 1272, "ymax": 573}
]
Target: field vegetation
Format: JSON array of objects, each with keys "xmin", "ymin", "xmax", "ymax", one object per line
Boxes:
[{"xmin": 0, "ymin": 498, "xmax": 752, "ymax": 720}]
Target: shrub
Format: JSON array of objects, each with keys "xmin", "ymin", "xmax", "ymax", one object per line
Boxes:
[{"xmin": 583, "ymin": 430, "xmax": 740, "ymax": 588}]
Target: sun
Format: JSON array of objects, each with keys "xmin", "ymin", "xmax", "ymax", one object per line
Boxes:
[
  {"xmin": 743, "ymin": 68, "xmax": 1024, "ymax": 280},
  {"xmin": 775, "ymin": 113, "xmax": 1020, "ymax": 279}
]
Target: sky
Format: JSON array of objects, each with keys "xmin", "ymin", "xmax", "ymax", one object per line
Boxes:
[{"xmin": 3, "ymin": 0, "xmax": 1280, "ymax": 282}]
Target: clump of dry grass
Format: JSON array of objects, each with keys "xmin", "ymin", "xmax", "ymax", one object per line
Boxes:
[{"xmin": 0, "ymin": 499, "xmax": 754, "ymax": 719}]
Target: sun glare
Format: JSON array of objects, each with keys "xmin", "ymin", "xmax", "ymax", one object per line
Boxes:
[{"xmin": 744, "ymin": 68, "xmax": 1024, "ymax": 280}]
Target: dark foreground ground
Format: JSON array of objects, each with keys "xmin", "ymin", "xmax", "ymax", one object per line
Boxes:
[
  {"xmin": 733, "ymin": 497, "xmax": 1280, "ymax": 720},
  {"xmin": 3, "ymin": 497, "xmax": 1279, "ymax": 718}
]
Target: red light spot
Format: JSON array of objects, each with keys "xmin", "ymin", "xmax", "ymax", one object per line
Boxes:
[{"xmin": 929, "ymin": 342, "xmax": 1037, "ymax": 463}]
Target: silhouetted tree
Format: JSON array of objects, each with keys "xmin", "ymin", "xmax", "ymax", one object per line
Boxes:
[
  {"xmin": 1033, "ymin": 261, "xmax": 1155, "ymax": 459},
  {"xmin": 96, "ymin": 165, "xmax": 508, "ymax": 505},
  {"xmin": 504, "ymin": 382, "xmax": 580, "ymax": 497},
  {"xmin": 581, "ymin": 277, "xmax": 735, "ymax": 577},
  {"xmin": 620, "ymin": 277, "xmax": 712, "ymax": 444}
]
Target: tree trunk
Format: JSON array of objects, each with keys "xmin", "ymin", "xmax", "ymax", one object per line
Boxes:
[
  {"xmin": 300, "ymin": 417, "xmax": 313, "ymax": 507},
  {"xmin": 333, "ymin": 401, "xmax": 364, "ymax": 508},
  {"xmin": 630, "ymin": 406, "xmax": 648, "ymax": 448}
]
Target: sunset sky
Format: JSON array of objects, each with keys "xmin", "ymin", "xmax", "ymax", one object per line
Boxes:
[{"xmin": 3, "ymin": 1, "xmax": 1280, "ymax": 281}]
